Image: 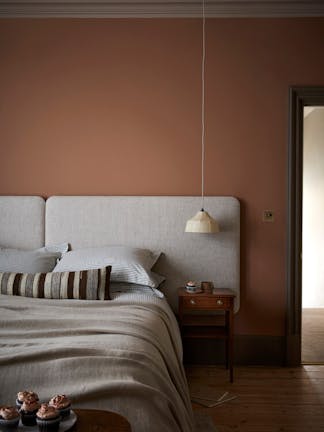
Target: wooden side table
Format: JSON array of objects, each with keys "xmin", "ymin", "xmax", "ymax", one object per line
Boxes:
[
  {"xmin": 72, "ymin": 409, "xmax": 131, "ymax": 431},
  {"xmin": 178, "ymin": 287, "xmax": 236, "ymax": 382}
]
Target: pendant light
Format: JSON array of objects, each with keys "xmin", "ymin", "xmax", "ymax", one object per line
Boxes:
[{"xmin": 185, "ymin": 0, "xmax": 219, "ymax": 234}]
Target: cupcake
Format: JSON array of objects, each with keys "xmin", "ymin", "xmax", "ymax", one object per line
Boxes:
[
  {"xmin": 0, "ymin": 406, "xmax": 20, "ymax": 431},
  {"xmin": 19, "ymin": 397, "xmax": 40, "ymax": 426},
  {"xmin": 16, "ymin": 391, "xmax": 39, "ymax": 410},
  {"xmin": 36, "ymin": 404, "xmax": 61, "ymax": 432},
  {"xmin": 48, "ymin": 395, "xmax": 71, "ymax": 419}
]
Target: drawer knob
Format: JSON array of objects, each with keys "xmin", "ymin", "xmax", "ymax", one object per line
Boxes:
[
  {"xmin": 216, "ymin": 299, "xmax": 223, "ymax": 305},
  {"xmin": 190, "ymin": 299, "xmax": 196, "ymax": 305}
]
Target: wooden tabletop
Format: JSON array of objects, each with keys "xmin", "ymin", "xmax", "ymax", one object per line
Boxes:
[{"xmin": 72, "ymin": 409, "xmax": 131, "ymax": 432}]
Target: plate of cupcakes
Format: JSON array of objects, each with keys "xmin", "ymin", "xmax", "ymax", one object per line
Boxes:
[{"xmin": 0, "ymin": 391, "xmax": 76, "ymax": 432}]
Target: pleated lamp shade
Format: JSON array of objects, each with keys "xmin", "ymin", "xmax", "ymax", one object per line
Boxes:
[{"xmin": 185, "ymin": 209, "xmax": 219, "ymax": 233}]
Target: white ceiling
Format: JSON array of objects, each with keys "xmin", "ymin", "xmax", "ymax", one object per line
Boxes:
[{"xmin": 0, "ymin": 0, "xmax": 324, "ymax": 18}]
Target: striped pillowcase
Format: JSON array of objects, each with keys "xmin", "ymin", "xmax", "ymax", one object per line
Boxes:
[{"xmin": 0, "ymin": 266, "xmax": 111, "ymax": 300}]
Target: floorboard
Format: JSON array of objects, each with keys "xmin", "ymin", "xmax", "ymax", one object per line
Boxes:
[
  {"xmin": 186, "ymin": 365, "xmax": 324, "ymax": 432},
  {"xmin": 302, "ymin": 308, "xmax": 324, "ymax": 364}
]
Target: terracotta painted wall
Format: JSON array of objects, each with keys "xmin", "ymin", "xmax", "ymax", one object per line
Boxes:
[{"xmin": 1, "ymin": 18, "xmax": 324, "ymax": 337}]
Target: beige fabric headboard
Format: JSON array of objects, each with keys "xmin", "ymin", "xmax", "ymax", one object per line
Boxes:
[
  {"xmin": 45, "ymin": 196, "xmax": 240, "ymax": 311},
  {"xmin": 0, "ymin": 195, "xmax": 240, "ymax": 311},
  {"xmin": 0, "ymin": 196, "xmax": 45, "ymax": 249}
]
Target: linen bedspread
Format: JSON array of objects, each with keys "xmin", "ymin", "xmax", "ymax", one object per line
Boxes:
[{"xmin": 0, "ymin": 290, "xmax": 194, "ymax": 432}]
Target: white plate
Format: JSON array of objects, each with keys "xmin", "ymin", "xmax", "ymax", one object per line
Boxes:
[{"xmin": 17, "ymin": 410, "xmax": 77, "ymax": 432}]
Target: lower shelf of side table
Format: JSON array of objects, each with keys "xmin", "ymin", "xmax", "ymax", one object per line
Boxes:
[
  {"xmin": 181, "ymin": 315, "xmax": 228, "ymax": 338},
  {"xmin": 182, "ymin": 325, "xmax": 228, "ymax": 338}
]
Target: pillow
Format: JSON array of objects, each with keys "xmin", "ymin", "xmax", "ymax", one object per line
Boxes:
[
  {"xmin": 41, "ymin": 243, "xmax": 69, "ymax": 254},
  {"xmin": 0, "ymin": 266, "xmax": 111, "ymax": 300},
  {"xmin": 53, "ymin": 245, "xmax": 165, "ymax": 288},
  {"xmin": 0, "ymin": 244, "xmax": 68, "ymax": 273}
]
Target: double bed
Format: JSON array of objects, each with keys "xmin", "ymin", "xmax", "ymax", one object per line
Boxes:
[{"xmin": 0, "ymin": 196, "xmax": 240, "ymax": 431}]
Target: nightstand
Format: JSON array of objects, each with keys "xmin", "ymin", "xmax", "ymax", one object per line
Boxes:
[{"xmin": 178, "ymin": 287, "xmax": 236, "ymax": 382}]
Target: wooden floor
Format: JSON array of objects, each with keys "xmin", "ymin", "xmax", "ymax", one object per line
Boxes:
[
  {"xmin": 302, "ymin": 308, "xmax": 324, "ymax": 364},
  {"xmin": 186, "ymin": 365, "xmax": 324, "ymax": 432}
]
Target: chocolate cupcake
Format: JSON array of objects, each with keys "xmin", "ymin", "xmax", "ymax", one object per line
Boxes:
[
  {"xmin": 48, "ymin": 394, "xmax": 71, "ymax": 419},
  {"xmin": 0, "ymin": 406, "xmax": 20, "ymax": 431},
  {"xmin": 36, "ymin": 404, "xmax": 61, "ymax": 432},
  {"xmin": 16, "ymin": 391, "xmax": 39, "ymax": 410},
  {"xmin": 19, "ymin": 397, "xmax": 40, "ymax": 426}
]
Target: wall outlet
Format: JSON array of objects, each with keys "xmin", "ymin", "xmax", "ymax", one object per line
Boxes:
[{"xmin": 263, "ymin": 210, "xmax": 274, "ymax": 222}]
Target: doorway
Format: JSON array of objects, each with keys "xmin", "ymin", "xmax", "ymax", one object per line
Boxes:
[
  {"xmin": 302, "ymin": 106, "xmax": 324, "ymax": 364},
  {"xmin": 286, "ymin": 87, "xmax": 324, "ymax": 366}
]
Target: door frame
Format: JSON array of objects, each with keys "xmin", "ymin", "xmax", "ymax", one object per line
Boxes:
[{"xmin": 286, "ymin": 86, "xmax": 324, "ymax": 366}]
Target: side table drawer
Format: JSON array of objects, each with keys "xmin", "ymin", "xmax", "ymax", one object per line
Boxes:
[{"xmin": 182, "ymin": 296, "xmax": 232, "ymax": 310}]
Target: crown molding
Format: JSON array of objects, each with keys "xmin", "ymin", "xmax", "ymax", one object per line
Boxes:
[{"xmin": 0, "ymin": 1, "xmax": 324, "ymax": 18}]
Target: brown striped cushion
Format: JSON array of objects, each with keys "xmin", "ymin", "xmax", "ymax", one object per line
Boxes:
[{"xmin": 0, "ymin": 266, "xmax": 111, "ymax": 300}]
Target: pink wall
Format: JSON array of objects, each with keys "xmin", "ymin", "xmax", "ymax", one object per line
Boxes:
[{"xmin": 1, "ymin": 18, "xmax": 324, "ymax": 336}]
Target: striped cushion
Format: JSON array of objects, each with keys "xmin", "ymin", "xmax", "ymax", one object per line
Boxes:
[{"xmin": 0, "ymin": 266, "xmax": 111, "ymax": 300}]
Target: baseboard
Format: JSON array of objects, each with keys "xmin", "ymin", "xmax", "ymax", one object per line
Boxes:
[{"xmin": 183, "ymin": 334, "xmax": 286, "ymax": 365}]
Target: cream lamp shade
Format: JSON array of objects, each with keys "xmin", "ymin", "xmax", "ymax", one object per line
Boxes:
[{"xmin": 185, "ymin": 209, "xmax": 219, "ymax": 233}]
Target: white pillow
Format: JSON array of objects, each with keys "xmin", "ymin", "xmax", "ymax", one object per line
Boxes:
[
  {"xmin": 53, "ymin": 245, "xmax": 165, "ymax": 288},
  {"xmin": 42, "ymin": 243, "xmax": 69, "ymax": 254},
  {"xmin": 0, "ymin": 243, "xmax": 68, "ymax": 274}
]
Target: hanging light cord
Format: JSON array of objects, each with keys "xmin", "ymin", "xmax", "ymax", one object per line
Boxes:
[{"xmin": 201, "ymin": 0, "xmax": 206, "ymax": 212}]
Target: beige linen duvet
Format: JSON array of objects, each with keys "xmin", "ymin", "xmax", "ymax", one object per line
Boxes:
[{"xmin": 0, "ymin": 287, "xmax": 194, "ymax": 432}]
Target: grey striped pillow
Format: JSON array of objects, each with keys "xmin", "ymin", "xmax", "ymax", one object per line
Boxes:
[
  {"xmin": 0, "ymin": 266, "xmax": 111, "ymax": 300},
  {"xmin": 53, "ymin": 246, "xmax": 165, "ymax": 288}
]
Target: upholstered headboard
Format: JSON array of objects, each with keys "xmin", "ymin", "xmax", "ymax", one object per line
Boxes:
[
  {"xmin": 0, "ymin": 196, "xmax": 45, "ymax": 249},
  {"xmin": 0, "ymin": 195, "xmax": 240, "ymax": 311},
  {"xmin": 45, "ymin": 196, "xmax": 240, "ymax": 311}
]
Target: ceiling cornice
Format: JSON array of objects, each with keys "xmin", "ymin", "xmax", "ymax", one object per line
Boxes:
[{"xmin": 1, "ymin": 1, "xmax": 324, "ymax": 18}]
